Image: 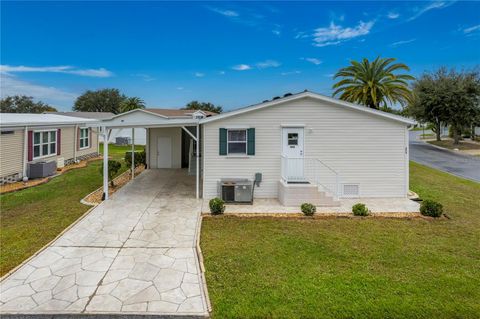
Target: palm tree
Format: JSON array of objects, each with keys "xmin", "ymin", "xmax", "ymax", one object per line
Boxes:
[
  {"xmin": 120, "ymin": 97, "xmax": 145, "ymax": 113},
  {"xmin": 332, "ymin": 57, "xmax": 414, "ymax": 109}
]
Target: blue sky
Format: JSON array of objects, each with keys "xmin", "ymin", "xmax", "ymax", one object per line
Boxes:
[{"xmin": 1, "ymin": 1, "xmax": 479, "ymax": 111}]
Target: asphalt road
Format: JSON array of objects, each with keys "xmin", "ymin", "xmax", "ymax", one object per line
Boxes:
[{"xmin": 409, "ymin": 131, "xmax": 480, "ymax": 182}]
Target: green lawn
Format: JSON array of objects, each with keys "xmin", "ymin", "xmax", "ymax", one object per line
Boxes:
[
  {"xmin": 0, "ymin": 143, "xmax": 132, "ymax": 276},
  {"xmin": 428, "ymin": 139, "xmax": 480, "ymax": 151},
  {"xmin": 201, "ymin": 162, "xmax": 480, "ymax": 318}
]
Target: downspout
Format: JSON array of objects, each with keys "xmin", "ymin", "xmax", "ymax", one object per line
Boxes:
[
  {"xmin": 73, "ymin": 124, "xmax": 78, "ymax": 162},
  {"xmin": 23, "ymin": 126, "xmax": 28, "ymax": 180},
  {"xmin": 196, "ymin": 123, "xmax": 199, "ymax": 199},
  {"xmin": 145, "ymin": 128, "xmax": 150, "ymax": 169},
  {"xmin": 102, "ymin": 126, "xmax": 109, "ymax": 200},
  {"xmin": 131, "ymin": 128, "xmax": 135, "ymax": 179}
]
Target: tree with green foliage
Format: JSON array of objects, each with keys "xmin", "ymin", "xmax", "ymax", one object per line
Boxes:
[
  {"xmin": 0, "ymin": 95, "xmax": 57, "ymax": 113},
  {"xmin": 332, "ymin": 57, "xmax": 414, "ymax": 110},
  {"xmin": 99, "ymin": 160, "xmax": 122, "ymax": 187},
  {"xmin": 408, "ymin": 67, "xmax": 480, "ymax": 144},
  {"xmin": 184, "ymin": 101, "xmax": 223, "ymax": 113},
  {"xmin": 120, "ymin": 97, "xmax": 145, "ymax": 113},
  {"xmin": 73, "ymin": 89, "xmax": 145, "ymax": 114},
  {"xmin": 73, "ymin": 89, "xmax": 126, "ymax": 114}
]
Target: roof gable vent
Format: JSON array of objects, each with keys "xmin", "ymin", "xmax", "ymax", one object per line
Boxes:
[{"xmin": 192, "ymin": 110, "xmax": 206, "ymax": 120}]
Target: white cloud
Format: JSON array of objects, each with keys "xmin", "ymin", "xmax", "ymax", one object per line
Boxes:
[
  {"xmin": 272, "ymin": 29, "xmax": 281, "ymax": 36},
  {"xmin": 176, "ymin": 87, "xmax": 184, "ymax": 90},
  {"xmin": 302, "ymin": 57, "xmax": 322, "ymax": 65},
  {"xmin": 194, "ymin": 72, "xmax": 205, "ymax": 77},
  {"xmin": 281, "ymin": 70, "xmax": 301, "ymax": 76},
  {"xmin": 219, "ymin": 71, "xmax": 226, "ymax": 75},
  {"xmin": 294, "ymin": 31, "xmax": 309, "ymax": 39},
  {"xmin": 0, "ymin": 74, "xmax": 77, "ymax": 104},
  {"xmin": 232, "ymin": 64, "xmax": 252, "ymax": 71},
  {"xmin": 312, "ymin": 20, "xmax": 374, "ymax": 47},
  {"xmin": 387, "ymin": 12, "xmax": 400, "ymax": 19},
  {"xmin": 132, "ymin": 73, "xmax": 155, "ymax": 82},
  {"xmin": 463, "ymin": 24, "xmax": 480, "ymax": 34},
  {"xmin": 0, "ymin": 65, "xmax": 113, "ymax": 77},
  {"xmin": 390, "ymin": 38, "xmax": 416, "ymax": 47},
  {"xmin": 408, "ymin": 1, "xmax": 456, "ymax": 21},
  {"xmin": 208, "ymin": 7, "xmax": 239, "ymax": 17},
  {"xmin": 256, "ymin": 60, "xmax": 281, "ymax": 69}
]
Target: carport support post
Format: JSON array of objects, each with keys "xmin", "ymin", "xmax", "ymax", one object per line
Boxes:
[
  {"xmin": 131, "ymin": 128, "xmax": 135, "ymax": 180},
  {"xmin": 196, "ymin": 124, "xmax": 199, "ymax": 199},
  {"xmin": 102, "ymin": 126, "xmax": 109, "ymax": 201}
]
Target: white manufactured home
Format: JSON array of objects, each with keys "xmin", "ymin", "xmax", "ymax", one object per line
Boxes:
[{"xmin": 96, "ymin": 91, "xmax": 415, "ymax": 207}]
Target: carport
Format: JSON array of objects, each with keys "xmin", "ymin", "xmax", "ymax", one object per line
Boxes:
[{"xmin": 92, "ymin": 109, "xmax": 211, "ymax": 200}]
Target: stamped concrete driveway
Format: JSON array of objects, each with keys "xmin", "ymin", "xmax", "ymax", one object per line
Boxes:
[
  {"xmin": 409, "ymin": 131, "xmax": 480, "ymax": 182},
  {"xmin": 0, "ymin": 169, "xmax": 209, "ymax": 317}
]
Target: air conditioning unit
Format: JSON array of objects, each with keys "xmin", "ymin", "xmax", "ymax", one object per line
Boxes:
[
  {"xmin": 57, "ymin": 157, "xmax": 65, "ymax": 169},
  {"xmin": 218, "ymin": 178, "xmax": 253, "ymax": 203}
]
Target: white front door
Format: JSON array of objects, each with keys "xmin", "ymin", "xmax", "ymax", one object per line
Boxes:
[
  {"xmin": 157, "ymin": 137, "xmax": 172, "ymax": 168},
  {"xmin": 282, "ymin": 127, "xmax": 304, "ymax": 181}
]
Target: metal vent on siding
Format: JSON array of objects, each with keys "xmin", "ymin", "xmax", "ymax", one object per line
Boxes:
[{"xmin": 343, "ymin": 184, "xmax": 359, "ymax": 197}]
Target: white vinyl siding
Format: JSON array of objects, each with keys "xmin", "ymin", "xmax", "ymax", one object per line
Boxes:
[
  {"xmin": 33, "ymin": 130, "xmax": 56, "ymax": 159},
  {"xmin": 202, "ymin": 96, "xmax": 408, "ymax": 199},
  {"xmin": 0, "ymin": 130, "xmax": 24, "ymax": 178}
]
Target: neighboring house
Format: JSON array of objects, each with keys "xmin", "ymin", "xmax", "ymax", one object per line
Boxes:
[
  {"xmin": 0, "ymin": 114, "xmax": 100, "ymax": 184},
  {"xmin": 52, "ymin": 111, "xmax": 147, "ymax": 145},
  {"xmin": 97, "ymin": 91, "xmax": 415, "ymax": 206}
]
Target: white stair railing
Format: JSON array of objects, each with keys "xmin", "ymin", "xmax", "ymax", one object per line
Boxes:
[{"xmin": 281, "ymin": 156, "xmax": 341, "ymax": 199}]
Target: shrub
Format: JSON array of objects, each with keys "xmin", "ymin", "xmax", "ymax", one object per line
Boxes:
[
  {"xmin": 301, "ymin": 203, "xmax": 316, "ymax": 216},
  {"xmin": 352, "ymin": 203, "xmax": 369, "ymax": 216},
  {"xmin": 420, "ymin": 200, "xmax": 443, "ymax": 217},
  {"xmin": 125, "ymin": 150, "xmax": 146, "ymax": 168},
  {"xmin": 209, "ymin": 197, "xmax": 225, "ymax": 215},
  {"xmin": 99, "ymin": 160, "xmax": 122, "ymax": 187}
]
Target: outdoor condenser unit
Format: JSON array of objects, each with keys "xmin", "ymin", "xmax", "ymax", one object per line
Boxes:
[{"xmin": 218, "ymin": 178, "xmax": 253, "ymax": 203}]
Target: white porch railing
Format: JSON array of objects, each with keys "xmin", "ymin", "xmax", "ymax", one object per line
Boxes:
[{"xmin": 281, "ymin": 156, "xmax": 341, "ymax": 199}]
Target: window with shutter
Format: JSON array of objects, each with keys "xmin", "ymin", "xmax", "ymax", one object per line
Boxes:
[{"xmin": 32, "ymin": 130, "xmax": 57, "ymax": 159}]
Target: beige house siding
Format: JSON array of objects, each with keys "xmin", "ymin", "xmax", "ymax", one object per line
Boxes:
[
  {"xmin": 148, "ymin": 127, "xmax": 182, "ymax": 169},
  {"xmin": 0, "ymin": 130, "xmax": 24, "ymax": 178},
  {"xmin": 202, "ymin": 96, "xmax": 408, "ymax": 200},
  {"xmin": 1, "ymin": 126, "xmax": 99, "ymax": 181}
]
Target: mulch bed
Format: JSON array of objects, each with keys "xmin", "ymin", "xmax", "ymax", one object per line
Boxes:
[
  {"xmin": 0, "ymin": 157, "xmax": 102, "ymax": 194},
  {"xmin": 81, "ymin": 165, "xmax": 145, "ymax": 205}
]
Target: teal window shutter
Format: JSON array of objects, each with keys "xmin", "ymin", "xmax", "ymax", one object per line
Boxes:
[
  {"xmin": 247, "ymin": 128, "xmax": 255, "ymax": 155},
  {"xmin": 219, "ymin": 128, "xmax": 227, "ymax": 155}
]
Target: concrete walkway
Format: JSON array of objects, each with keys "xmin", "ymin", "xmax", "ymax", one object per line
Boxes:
[
  {"xmin": 409, "ymin": 131, "xmax": 480, "ymax": 182},
  {"xmin": 0, "ymin": 170, "xmax": 209, "ymax": 317}
]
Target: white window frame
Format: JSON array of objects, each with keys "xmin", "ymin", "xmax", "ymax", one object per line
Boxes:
[
  {"xmin": 33, "ymin": 129, "xmax": 57, "ymax": 160},
  {"xmin": 79, "ymin": 128, "xmax": 90, "ymax": 150},
  {"xmin": 227, "ymin": 129, "xmax": 248, "ymax": 155}
]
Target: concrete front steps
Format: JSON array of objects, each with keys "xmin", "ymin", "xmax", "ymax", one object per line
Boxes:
[{"xmin": 278, "ymin": 179, "xmax": 340, "ymax": 207}]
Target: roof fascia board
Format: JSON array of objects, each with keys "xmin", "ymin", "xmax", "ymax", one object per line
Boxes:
[
  {"xmin": 108, "ymin": 108, "xmax": 169, "ymax": 120},
  {"xmin": 0, "ymin": 120, "xmax": 99, "ymax": 128}
]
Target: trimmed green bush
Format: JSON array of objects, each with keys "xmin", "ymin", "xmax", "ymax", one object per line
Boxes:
[
  {"xmin": 301, "ymin": 203, "xmax": 316, "ymax": 216},
  {"xmin": 352, "ymin": 203, "xmax": 369, "ymax": 216},
  {"xmin": 209, "ymin": 197, "xmax": 225, "ymax": 215},
  {"xmin": 125, "ymin": 150, "xmax": 146, "ymax": 168},
  {"xmin": 99, "ymin": 160, "xmax": 122, "ymax": 187},
  {"xmin": 420, "ymin": 200, "xmax": 443, "ymax": 217}
]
